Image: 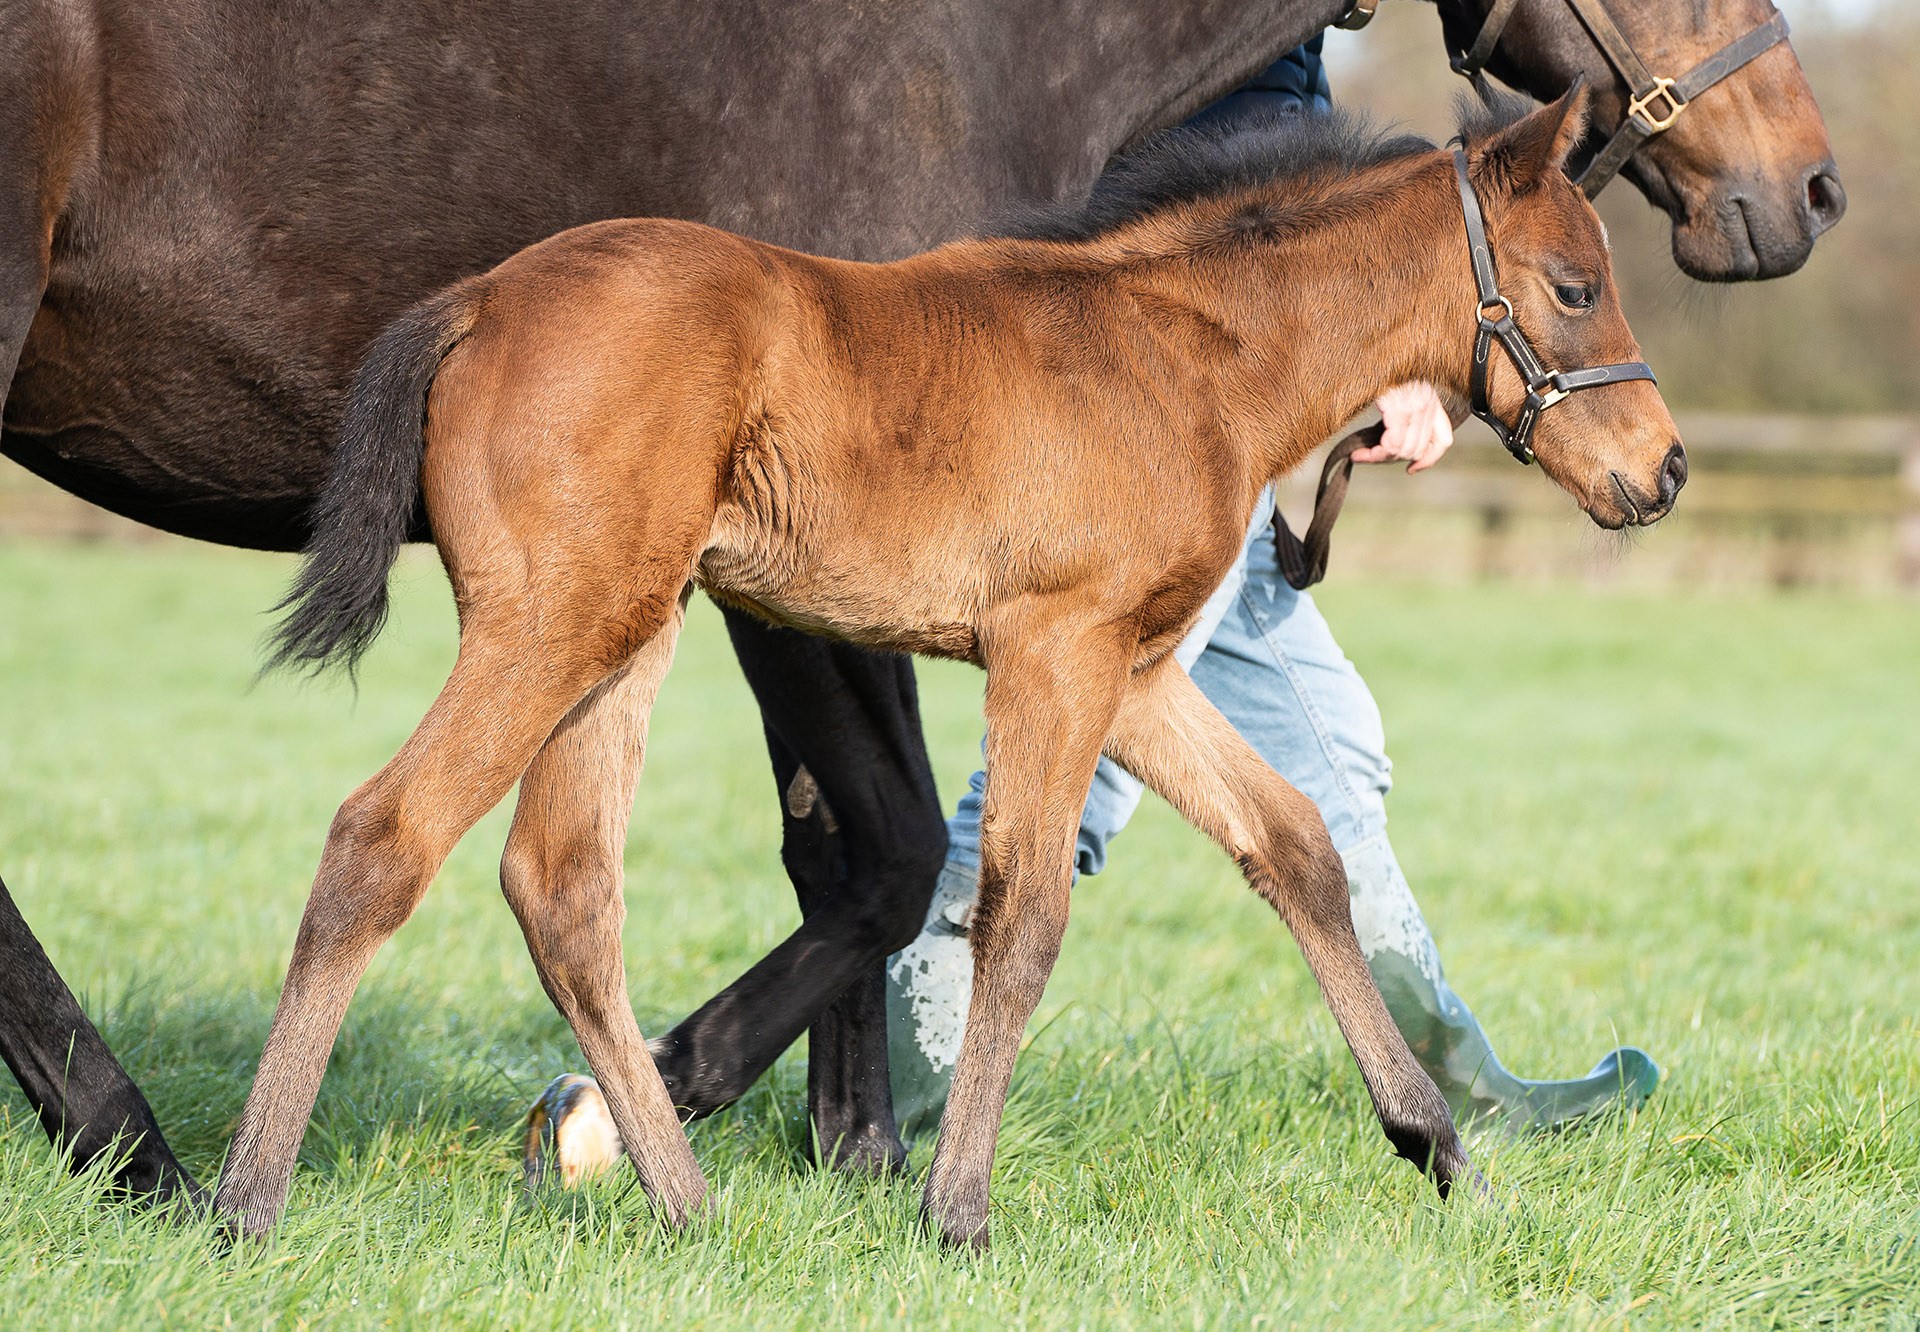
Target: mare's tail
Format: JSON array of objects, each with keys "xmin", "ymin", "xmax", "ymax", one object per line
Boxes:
[{"xmin": 266, "ymin": 282, "xmax": 485, "ymax": 677}]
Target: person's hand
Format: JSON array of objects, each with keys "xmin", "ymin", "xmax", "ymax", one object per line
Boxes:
[{"xmin": 1351, "ymin": 381, "xmax": 1452, "ymax": 473}]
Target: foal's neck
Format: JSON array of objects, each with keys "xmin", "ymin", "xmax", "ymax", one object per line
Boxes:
[{"xmin": 1136, "ymin": 162, "xmax": 1472, "ymax": 484}]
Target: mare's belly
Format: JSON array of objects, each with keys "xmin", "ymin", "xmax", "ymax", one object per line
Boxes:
[{"xmin": 6, "ymin": 271, "xmax": 340, "ymax": 550}]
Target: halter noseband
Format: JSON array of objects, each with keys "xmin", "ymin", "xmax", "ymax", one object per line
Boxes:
[
  {"xmin": 1451, "ymin": 145, "xmax": 1655, "ymax": 464},
  {"xmin": 1450, "ymin": 0, "xmax": 1792, "ymax": 198}
]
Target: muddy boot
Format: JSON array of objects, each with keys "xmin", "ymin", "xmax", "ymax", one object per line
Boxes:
[
  {"xmin": 885, "ymin": 859, "xmax": 977, "ymax": 1140},
  {"xmin": 1367, "ymin": 947, "xmax": 1659, "ymax": 1131},
  {"xmin": 1345, "ymin": 833, "xmax": 1660, "ymax": 1133}
]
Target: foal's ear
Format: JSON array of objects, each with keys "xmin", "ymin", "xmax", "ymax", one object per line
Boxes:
[{"xmin": 1472, "ymin": 83, "xmax": 1592, "ymax": 195}]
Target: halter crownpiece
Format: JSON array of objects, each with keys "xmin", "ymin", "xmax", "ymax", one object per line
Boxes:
[
  {"xmin": 1450, "ymin": 0, "xmax": 1792, "ymax": 197},
  {"xmin": 1450, "ymin": 145, "xmax": 1655, "ymax": 464}
]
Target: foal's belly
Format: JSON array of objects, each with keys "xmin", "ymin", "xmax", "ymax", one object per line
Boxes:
[{"xmin": 696, "ymin": 510, "xmax": 984, "ymax": 661}]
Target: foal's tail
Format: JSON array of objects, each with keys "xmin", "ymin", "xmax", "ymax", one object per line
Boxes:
[{"xmin": 265, "ymin": 281, "xmax": 485, "ymax": 677}]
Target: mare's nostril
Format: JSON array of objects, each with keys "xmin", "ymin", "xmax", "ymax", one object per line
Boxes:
[
  {"xmin": 1660, "ymin": 441, "xmax": 1688, "ymax": 506},
  {"xmin": 1805, "ymin": 167, "xmax": 1846, "ymax": 239}
]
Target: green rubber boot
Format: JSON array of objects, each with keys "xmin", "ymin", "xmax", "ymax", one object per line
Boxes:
[
  {"xmin": 1366, "ymin": 946, "xmax": 1660, "ymax": 1132},
  {"xmin": 887, "ymin": 843, "xmax": 1661, "ymax": 1138},
  {"xmin": 886, "ymin": 860, "xmax": 978, "ymax": 1140},
  {"xmin": 1339, "ymin": 831, "xmax": 1659, "ymax": 1132}
]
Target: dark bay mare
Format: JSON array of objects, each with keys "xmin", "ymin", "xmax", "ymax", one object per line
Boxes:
[
  {"xmin": 237, "ymin": 90, "xmax": 1676, "ymax": 1246},
  {"xmin": 0, "ymin": 0, "xmax": 1841, "ymax": 1208}
]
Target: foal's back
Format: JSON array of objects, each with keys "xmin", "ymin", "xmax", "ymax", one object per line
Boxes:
[{"xmin": 426, "ymin": 218, "xmax": 1254, "ymax": 663}]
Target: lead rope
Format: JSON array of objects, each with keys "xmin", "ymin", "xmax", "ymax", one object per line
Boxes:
[{"xmin": 1273, "ymin": 426, "xmax": 1377, "ymax": 591}]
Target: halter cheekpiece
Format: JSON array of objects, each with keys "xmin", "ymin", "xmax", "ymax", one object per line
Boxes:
[
  {"xmin": 1450, "ymin": 145, "xmax": 1655, "ymax": 465},
  {"xmin": 1450, "ymin": 0, "xmax": 1792, "ymax": 198}
]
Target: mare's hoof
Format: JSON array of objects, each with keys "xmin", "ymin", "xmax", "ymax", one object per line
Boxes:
[
  {"xmin": 818, "ymin": 1120, "xmax": 909, "ymax": 1178},
  {"xmin": 523, "ymin": 1073, "xmax": 624, "ymax": 1190}
]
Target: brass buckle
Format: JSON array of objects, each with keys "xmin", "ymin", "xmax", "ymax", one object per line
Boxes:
[{"xmin": 1627, "ymin": 77, "xmax": 1687, "ymax": 133}]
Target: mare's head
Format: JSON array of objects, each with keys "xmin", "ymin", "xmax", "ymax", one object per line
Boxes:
[
  {"xmin": 1458, "ymin": 87, "xmax": 1682, "ymax": 528},
  {"xmin": 1437, "ymin": 0, "xmax": 1842, "ymax": 280}
]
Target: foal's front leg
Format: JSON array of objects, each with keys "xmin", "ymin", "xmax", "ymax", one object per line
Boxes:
[
  {"xmin": 1103, "ymin": 657, "xmax": 1476, "ymax": 1195},
  {"xmin": 922, "ymin": 623, "xmax": 1132, "ymax": 1250}
]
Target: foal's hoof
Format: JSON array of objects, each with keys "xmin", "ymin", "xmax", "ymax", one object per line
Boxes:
[
  {"xmin": 523, "ymin": 1073, "xmax": 624, "ymax": 1190},
  {"xmin": 1430, "ymin": 1136, "xmax": 1494, "ymax": 1205},
  {"xmin": 921, "ymin": 1182, "xmax": 992, "ymax": 1252}
]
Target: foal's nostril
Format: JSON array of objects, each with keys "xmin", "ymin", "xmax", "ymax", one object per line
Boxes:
[
  {"xmin": 1805, "ymin": 166, "xmax": 1847, "ymax": 239},
  {"xmin": 1659, "ymin": 441, "xmax": 1688, "ymax": 506}
]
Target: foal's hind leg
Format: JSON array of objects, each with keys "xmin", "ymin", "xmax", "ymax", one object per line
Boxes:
[
  {"xmin": 500, "ymin": 591, "xmax": 707, "ymax": 1201},
  {"xmin": 1102, "ymin": 657, "xmax": 1475, "ymax": 1196},
  {"xmin": 214, "ymin": 590, "xmax": 705, "ymax": 1238}
]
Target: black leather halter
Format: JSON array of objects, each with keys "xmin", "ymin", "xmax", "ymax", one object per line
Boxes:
[
  {"xmin": 1451, "ymin": 146, "xmax": 1655, "ymax": 464},
  {"xmin": 1450, "ymin": 0, "xmax": 1792, "ymax": 197}
]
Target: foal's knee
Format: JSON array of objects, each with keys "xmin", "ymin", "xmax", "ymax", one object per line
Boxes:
[{"xmin": 1242, "ymin": 804, "xmax": 1352, "ymax": 930}]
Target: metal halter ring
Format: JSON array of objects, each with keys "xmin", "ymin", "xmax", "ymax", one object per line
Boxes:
[
  {"xmin": 1626, "ymin": 76, "xmax": 1687, "ymax": 133},
  {"xmin": 1334, "ymin": 0, "xmax": 1380, "ymax": 31}
]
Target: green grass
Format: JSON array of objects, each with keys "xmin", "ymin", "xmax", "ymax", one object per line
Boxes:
[{"xmin": 0, "ymin": 539, "xmax": 1915, "ymax": 1329}]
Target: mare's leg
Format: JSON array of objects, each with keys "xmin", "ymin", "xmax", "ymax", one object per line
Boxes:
[
  {"xmin": 650, "ymin": 613, "xmax": 944, "ymax": 1173},
  {"xmin": 0, "ymin": 874, "xmax": 203, "ymax": 1205},
  {"xmin": 213, "ymin": 587, "xmax": 706, "ymax": 1237},
  {"xmin": 922, "ymin": 621, "xmax": 1131, "ymax": 1250},
  {"xmin": 500, "ymin": 592, "xmax": 704, "ymax": 1197},
  {"xmin": 1102, "ymin": 656, "xmax": 1474, "ymax": 1194},
  {"xmin": 0, "ymin": 19, "xmax": 195, "ymax": 1207}
]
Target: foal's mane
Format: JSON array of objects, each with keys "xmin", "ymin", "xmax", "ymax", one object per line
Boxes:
[{"xmin": 995, "ymin": 93, "xmax": 1535, "ymax": 254}]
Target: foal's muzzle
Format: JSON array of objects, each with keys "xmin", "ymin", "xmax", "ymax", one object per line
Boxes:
[{"xmin": 1606, "ymin": 439, "xmax": 1687, "ymax": 528}]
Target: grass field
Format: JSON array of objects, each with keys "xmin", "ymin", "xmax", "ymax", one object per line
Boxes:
[{"xmin": 1, "ymin": 539, "xmax": 1915, "ymax": 1329}]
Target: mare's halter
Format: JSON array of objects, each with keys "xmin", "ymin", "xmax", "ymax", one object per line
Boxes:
[
  {"xmin": 1450, "ymin": 145, "xmax": 1654, "ymax": 464},
  {"xmin": 1449, "ymin": 0, "xmax": 1792, "ymax": 197}
]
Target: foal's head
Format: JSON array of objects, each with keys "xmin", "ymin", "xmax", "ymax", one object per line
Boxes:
[{"xmin": 1454, "ymin": 89, "xmax": 1683, "ymax": 529}]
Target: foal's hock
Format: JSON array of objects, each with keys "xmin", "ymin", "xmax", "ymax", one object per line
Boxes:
[{"xmin": 220, "ymin": 90, "xmax": 1680, "ymax": 1244}]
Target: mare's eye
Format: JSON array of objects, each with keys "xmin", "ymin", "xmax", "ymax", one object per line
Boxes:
[{"xmin": 1554, "ymin": 282, "xmax": 1595, "ymax": 311}]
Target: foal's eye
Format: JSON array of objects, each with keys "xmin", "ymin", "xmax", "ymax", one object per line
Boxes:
[{"xmin": 1554, "ymin": 282, "xmax": 1596, "ymax": 311}]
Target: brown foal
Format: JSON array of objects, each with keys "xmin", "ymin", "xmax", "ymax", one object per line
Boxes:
[{"xmin": 222, "ymin": 88, "xmax": 1680, "ymax": 1246}]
